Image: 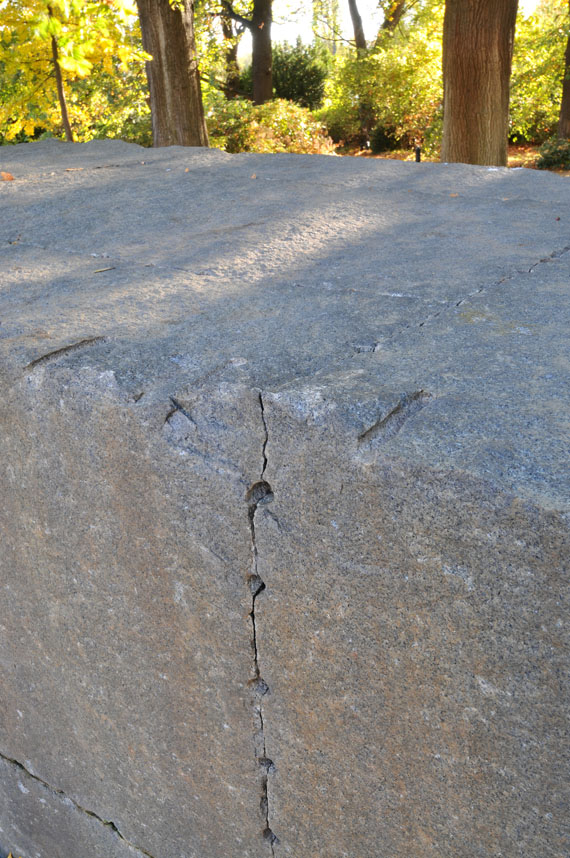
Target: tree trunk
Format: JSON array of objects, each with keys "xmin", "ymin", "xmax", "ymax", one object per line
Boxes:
[
  {"xmin": 221, "ymin": 15, "xmax": 241, "ymax": 99},
  {"xmin": 381, "ymin": 0, "xmax": 406, "ymax": 33},
  {"xmin": 47, "ymin": 5, "xmax": 73, "ymax": 142},
  {"xmin": 251, "ymin": 0, "xmax": 272, "ymax": 104},
  {"xmin": 136, "ymin": 0, "xmax": 208, "ymax": 147},
  {"xmin": 348, "ymin": 0, "xmax": 366, "ymax": 50},
  {"xmin": 441, "ymin": 0, "xmax": 518, "ymax": 166},
  {"xmin": 558, "ymin": 4, "xmax": 570, "ymax": 138}
]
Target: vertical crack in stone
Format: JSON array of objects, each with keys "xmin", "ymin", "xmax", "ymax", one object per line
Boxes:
[
  {"xmin": 245, "ymin": 392, "xmax": 278, "ymax": 854},
  {"xmin": 0, "ymin": 752, "xmax": 156, "ymax": 858},
  {"xmin": 259, "ymin": 392, "xmax": 269, "ymax": 478}
]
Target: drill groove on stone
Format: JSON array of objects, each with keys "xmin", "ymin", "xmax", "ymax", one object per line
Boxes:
[
  {"xmin": 246, "ymin": 393, "xmax": 278, "ymax": 853},
  {"xmin": 357, "ymin": 389, "xmax": 432, "ymax": 445}
]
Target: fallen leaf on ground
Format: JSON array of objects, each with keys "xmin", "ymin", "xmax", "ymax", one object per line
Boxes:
[{"xmin": 1, "ymin": 171, "xmax": 15, "ymax": 181}]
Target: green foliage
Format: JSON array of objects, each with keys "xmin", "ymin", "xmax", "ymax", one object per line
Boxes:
[
  {"xmin": 239, "ymin": 40, "xmax": 330, "ymax": 109},
  {"xmin": 536, "ymin": 135, "xmax": 570, "ymax": 167},
  {"xmin": 316, "ymin": 3, "xmax": 444, "ymax": 151},
  {"xmin": 205, "ymin": 92, "xmax": 334, "ymax": 153},
  {"xmin": 1, "ymin": 0, "xmax": 567, "ymax": 158},
  {"xmin": 273, "ymin": 40, "xmax": 330, "ymax": 109},
  {"xmin": 70, "ymin": 66, "xmax": 152, "ymax": 146},
  {"xmin": 370, "ymin": 124, "xmax": 400, "ymax": 153},
  {"xmin": 510, "ymin": 0, "xmax": 570, "ymax": 143}
]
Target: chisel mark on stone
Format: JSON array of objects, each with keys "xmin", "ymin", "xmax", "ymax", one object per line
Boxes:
[
  {"xmin": 358, "ymin": 390, "xmax": 431, "ymax": 445},
  {"xmin": 24, "ymin": 336, "xmax": 106, "ymax": 370},
  {"xmin": 164, "ymin": 396, "xmax": 197, "ymax": 428},
  {"xmin": 246, "ymin": 480, "xmax": 274, "ymax": 509}
]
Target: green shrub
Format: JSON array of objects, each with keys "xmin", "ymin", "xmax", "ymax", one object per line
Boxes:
[
  {"xmin": 316, "ymin": 4, "xmax": 444, "ymax": 150},
  {"xmin": 536, "ymin": 136, "xmax": 570, "ymax": 169},
  {"xmin": 205, "ymin": 93, "xmax": 334, "ymax": 154},
  {"xmin": 72, "ymin": 66, "xmax": 152, "ymax": 146},
  {"xmin": 272, "ymin": 40, "xmax": 329, "ymax": 109},
  {"xmin": 239, "ymin": 40, "xmax": 330, "ymax": 109},
  {"xmin": 510, "ymin": 0, "xmax": 569, "ymax": 143},
  {"xmin": 370, "ymin": 124, "xmax": 401, "ymax": 153}
]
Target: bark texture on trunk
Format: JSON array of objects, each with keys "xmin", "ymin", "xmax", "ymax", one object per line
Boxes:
[
  {"xmin": 221, "ymin": 15, "xmax": 241, "ymax": 99},
  {"xmin": 136, "ymin": 0, "xmax": 208, "ymax": 147},
  {"xmin": 348, "ymin": 0, "xmax": 367, "ymax": 50},
  {"xmin": 251, "ymin": 0, "xmax": 272, "ymax": 104},
  {"xmin": 557, "ymin": 6, "xmax": 570, "ymax": 138},
  {"xmin": 222, "ymin": 0, "xmax": 273, "ymax": 104},
  {"xmin": 441, "ymin": 0, "xmax": 518, "ymax": 166},
  {"xmin": 47, "ymin": 5, "xmax": 73, "ymax": 142}
]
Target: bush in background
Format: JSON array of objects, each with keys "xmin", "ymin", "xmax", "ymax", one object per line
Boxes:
[
  {"xmin": 536, "ymin": 136, "xmax": 570, "ymax": 168},
  {"xmin": 205, "ymin": 93, "xmax": 335, "ymax": 154},
  {"xmin": 510, "ymin": 0, "xmax": 569, "ymax": 143},
  {"xmin": 316, "ymin": 4, "xmax": 444, "ymax": 152},
  {"xmin": 240, "ymin": 40, "xmax": 329, "ymax": 109}
]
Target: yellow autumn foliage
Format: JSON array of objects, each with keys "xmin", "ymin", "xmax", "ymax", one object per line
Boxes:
[{"xmin": 0, "ymin": 0, "xmax": 150, "ymax": 142}]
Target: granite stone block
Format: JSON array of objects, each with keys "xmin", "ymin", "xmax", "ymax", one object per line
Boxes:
[{"xmin": 0, "ymin": 141, "xmax": 568, "ymax": 858}]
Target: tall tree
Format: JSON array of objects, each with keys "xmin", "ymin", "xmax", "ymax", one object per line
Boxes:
[
  {"xmin": 47, "ymin": 4, "xmax": 73, "ymax": 141},
  {"xmin": 220, "ymin": 12, "xmax": 242, "ymax": 98},
  {"xmin": 136, "ymin": 0, "xmax": 208, "ymax": 146},
  {"xmin": 222, "ymin": 0, "xmax": 273, "ymax": 104},
  {"xmin": 0, "ymin": 0, "xmax": 149, "ymax": 144},
  {"xmin": 558, "ymin": 0, "xmax": 570, "ymax": 137},
  {"xmin": 441, "ymin": 0, "xmax": 518, "ymax": 165},
  {"xmin": 348, "ymin": 0, "xmax": 366, "ymax": 49}
]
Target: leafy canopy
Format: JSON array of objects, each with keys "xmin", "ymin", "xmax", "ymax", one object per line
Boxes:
[
  {"xmin": 0, "ymin": 0, "xmax": 149, "ymax": 142},
  {"xmin": 317, "ymin": 0, "xmax": 444, "ymax": 150},
  {"xmin": 510, "ymin": 0, "xmax": 570, "ymax": 142}
]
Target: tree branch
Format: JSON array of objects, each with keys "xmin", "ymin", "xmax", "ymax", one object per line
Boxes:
[
  {"xmin": 313, "ymin": 16, "xmax": 356, "ymax": 46},
  {"xmin": 199, "ymin": 72, "xmax": 250, "ymax": 98},
  {"xmin": 220, "ymin": 0, "xmax": 252, "ymax": 31}
]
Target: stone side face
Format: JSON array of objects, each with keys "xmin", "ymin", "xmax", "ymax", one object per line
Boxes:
[
  {"xmin": 256, "ymin": 385, "xmax": 569, "ymax": 857},
  {"xmin": 0, "ymin": 368, "xmax": 271, "ymax": 858},
  {"xmin": 0, "ymin": 756, "xmax": 142, "ymax": 858},
  {"xmin": 0, "ymin": 142, "xmax": 568, "ymax": 858}
]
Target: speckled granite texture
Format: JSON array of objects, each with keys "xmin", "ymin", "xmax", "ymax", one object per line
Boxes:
[{"xmin": 0, "ymin": 140, "xmax": 568, "ymax": 858}]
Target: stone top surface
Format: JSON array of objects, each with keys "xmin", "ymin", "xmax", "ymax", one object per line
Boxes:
[{"xmin": 1, "ymin": 139, "xmax": 568, "ymax": 512}]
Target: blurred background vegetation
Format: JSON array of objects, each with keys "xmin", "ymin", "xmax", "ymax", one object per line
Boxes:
[{"xmin": 1, "ymin": 0, "xmax": 569, "ymax": 166}]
